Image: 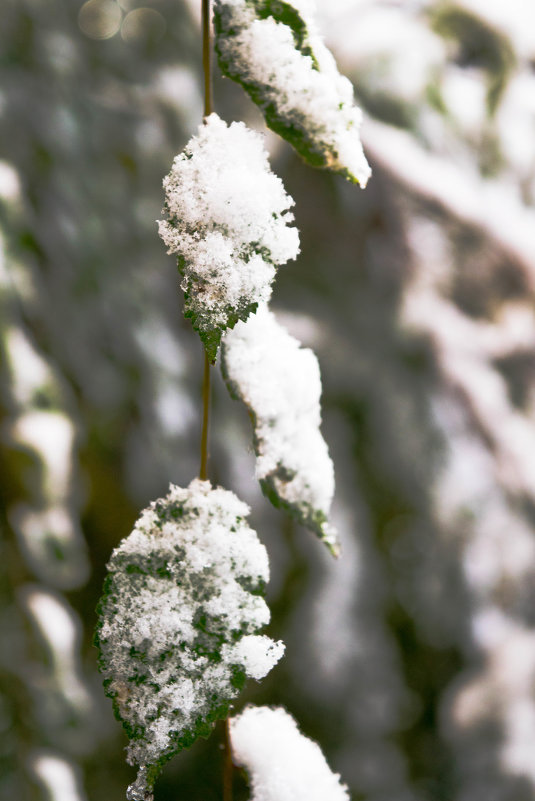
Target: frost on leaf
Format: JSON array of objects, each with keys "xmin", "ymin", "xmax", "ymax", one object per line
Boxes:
[
  {"xmin": 213, "ymin": 0, "xmax": 371, "ymax": 186},
  {"xmin": 230, "ymin": 705, "xmax": 350, "ymax": 801},
  {"xmin": 94, "ymin": 479, "xmax": 284, "ymax": 800},
  {"xmin": 221, "ymin": 304, "xmax": 338, "ymax": 556},
  {"xmin": 158, "ymin": 113, "xmax": 300, "ymax": 362}
]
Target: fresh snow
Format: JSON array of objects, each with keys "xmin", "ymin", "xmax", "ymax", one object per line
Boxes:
[
  {"xmin": 214, "ymin": 0, "xmax": 371, "ymax": 186},
  {"xmin": 158, "ymin": 113, "xmax": 300, "ymax": 360},
  {"xmin": 222, "ymin": 304, "xmax": 338, "ymax": 555},
  {"xmin": 96, "ymin": 479, "xmax": 284, "ymax": 800},
  {"xmin": 230, "ymin": 705, "xmax": 350, "ymax": 801}
]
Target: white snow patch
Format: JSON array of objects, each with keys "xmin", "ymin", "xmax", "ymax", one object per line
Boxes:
[
  {"xmin": 21, "ymin": 587, "xmax": 91, "ymax": 712},
  {"xmin": 97, "ymin": 479, "xmax": 284, "ymax": 778},
  {"xmin": 0, "ymin": 160, "xmax": 21, "ymax": 201},
  {"xmin": 222, "ymin": 304, "xmax": 337, "ymax": 552},
  {"xmin": 11, "ymin": 410, "xmax": 75, "ymax": 503},
  {"xmin": 158, "ymin": 114, "xmax": 299, "ymax": 355},
  {"xmin": 214, "ymin": 0, "xmax": 371, "ymax": 186},
  {"xmin": 230, "ymin": 705, "xmax": 350, "ymax": 801},
  {"xmin": 29, "ymin": 751, "xmax": 87, "ymax": 801},
  {"xmin": 222, "ymin": 635, "xmax": 285, "ymax": 680},
  {"xmin": 5, "ymin": 325, "xmax": 53, "ymax": 406}
]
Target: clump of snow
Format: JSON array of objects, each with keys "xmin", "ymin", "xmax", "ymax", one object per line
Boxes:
[
  {"xmin": 95, "ymin": 479, "xmax": 284, "ymax": 800},
  {"xmin": 222, "ymin": 304, "xmax": 338, "ymax": 555},
  {"xmin": 214, "ymin": 0, "xmax": 371, "ymax": 186},
  {"xmin": 158, "ymin": 113, "xmax": 300, "ymax": 361},
  {"xmin": 230, "ymin": 705, "xmax": 350, "ymax": 801},
  {"xmin": 222, "ymin": 634, "xmax": 283, "ymax": 680}
]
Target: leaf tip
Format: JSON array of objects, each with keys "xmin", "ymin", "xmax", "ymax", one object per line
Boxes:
[
  {"xmin": 126, "ymin": 766, "xmax": 154, "ymax": 801},
  {"xmin": 327, "ymin": 540, "xmax": 341, "ymax": 558}
]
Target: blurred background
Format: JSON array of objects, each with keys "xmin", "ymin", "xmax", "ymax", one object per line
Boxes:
[{"xmin": 2, "ymin": 0, "xmax": 535, "ymax": 799}]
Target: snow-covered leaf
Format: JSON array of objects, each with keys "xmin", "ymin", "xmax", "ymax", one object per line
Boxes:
[
  {"xmin": 230, "ymin": 705, "xmax": 350, "ymax": 801},
  {"xmin": 213, "ymin": 0, "xmax": 371, "ymax": 186},
  {"xmin": 158, "ymin": 114, "xmax": 300, "ymax": 362},
  {"xmin": 221, "ymin": 304, "xmax": 338, "ymax": 555},
  {"xmin": 95, "ymin": 479, "xmax": 284, "ymax": 800}
]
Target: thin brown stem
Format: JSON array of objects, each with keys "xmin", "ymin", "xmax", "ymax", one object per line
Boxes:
[
  {"xmin": 199, "ymin": 0, "xmax": 213, "ymax": 482},
  {"xmin": 202, "ymin": 0, "xmax": 214, "ymax": 119},
  {"xmin": 223, "ymin": 717, "xmax": 233, "ymax": 801},
  {"xmin": 199, "ymin": 349, "xmax": 211, "ymax": 480},
  {"xmin": 200, "ymin": 6, "xmax": 229, "ymax": 800}
]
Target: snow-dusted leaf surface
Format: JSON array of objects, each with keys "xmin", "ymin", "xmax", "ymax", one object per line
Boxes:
[
  {"xmin": 221, "ymin": 305, "xmax": 338, "ymax": 555},
  {"xmin": 213, "ymin": 0, "xmax": 371, "ymax": 186},
  {"xmin": 95, "ymin": 479, "xmax": 284, "ymax": 801},
  {"xmin": 158, "ymin": 113, "xmax": 300, "ymax": 362},
  {"xmin": 230, "ymin": 705, "xmax": 350, "ymax": 801}
]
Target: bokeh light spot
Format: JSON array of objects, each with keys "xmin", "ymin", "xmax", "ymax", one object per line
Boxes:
[
  {"xmin": 78, "ymin": 0, "xmax": 122, "ymax": 40},
  {"xmin": 121, "ymin": 8, "xmax": 166, "ymax": 46},
  {"xmin": 0, "ymin": 161, "xmax": 21, "ymax": 202},
  {"xmin": 116, "ymin": 0, "xmax": 137, "ymax": 10}
]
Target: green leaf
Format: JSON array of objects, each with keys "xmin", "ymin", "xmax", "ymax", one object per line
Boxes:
[
  {"xmin": 158, "ymin": 114, "xmax": 299, "ymax": 362},
  {"xmin": 183, "ymin": 286, "xmax": 258, "ymax": 364},
  {"xmin": 95, "ymin": 479, "xmax": 284, "ymax": 800},
  {"xmin": 221, "ymin": 305, "xmax": 339, "ymax": 556},
  {"xmin": 213, "ymin": 0, "xmax": 371, "ymax": 186},
  {"xmin": 230, "ymin": 705, "xmax": 351, "ymax": 800}
]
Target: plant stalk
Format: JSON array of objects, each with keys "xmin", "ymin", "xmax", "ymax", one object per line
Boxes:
[
  {"xmin": 199, "ymin": 0, "xmax": 213, "ymax": 481},
  {"xmin": 200, "ymin": 11, "xmax": 232, "ymax": 801},
  {"xmin": 199, "ymin": 349, "xmax": 211, "ymax": 480},
  {"xmin": 202, "ymin": 0, "xmax": 214, "ymax": 119}
]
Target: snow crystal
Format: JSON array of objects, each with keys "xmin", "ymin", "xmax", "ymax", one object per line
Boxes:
[
  {"xmin": 214, "ymin": 0, "xmax": 371, "ymax": 186},
  {"xmin": 96, "ymin": 479, "xmax": 284, "ymax": 799},
  {"xmin": 230, "ymin": 705, "xmax": 350, "ymax": 801},
  {"xmin": 222, "ymin": 304, "xmax": 338, "ymax": 555},
  {"xmin": 158, "ymin": 114, "xmax": 299, "ymax": 361},
  {"xmin": 222, "ymin": 635, "xmax": 285, "ymax": 681}
]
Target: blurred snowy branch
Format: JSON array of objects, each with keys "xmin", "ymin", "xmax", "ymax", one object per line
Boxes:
[{"xmin": 2, "ymin": 0, "xmax": 535, "ymax": 799}]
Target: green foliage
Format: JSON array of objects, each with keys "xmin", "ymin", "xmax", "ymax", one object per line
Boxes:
[
  {"xmin": 159, "ymin": 114, "xmax": 299, "ymax": 363},
  {"xmin": 182, "ymin": 285, "xmax": 258, "ymax": 364},
  {"xmin": 221, "ymin": 307, "xmax": 339, "ymax": 557},
  {"xmin": 255, "ymin": 0, "xmax": 319, "ymax": 64},
  {"xmin": 260, "ymin": 474, "xmax": 339, "ymax": 556},
  {"xmin": 429, "ymin": 2, "xmax": 515, "ymax": 114},
  {"xmin": 213, "ymin": 0, "xmax": 328, "ymax": 169},
  {"xmin": 213, "ymin": 0, "xmax": 370, "ymax": 185},
  {"xmin": 95, "ymin": 481, "xmax": 283, "ymax": 799}
]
